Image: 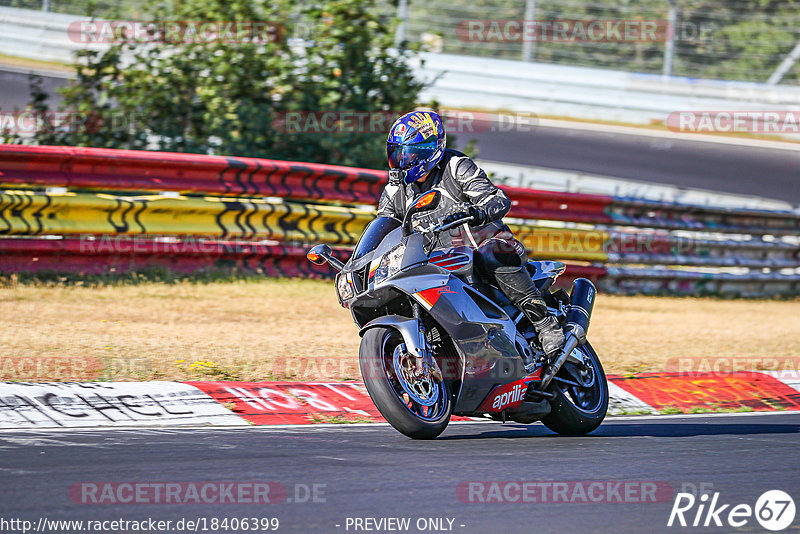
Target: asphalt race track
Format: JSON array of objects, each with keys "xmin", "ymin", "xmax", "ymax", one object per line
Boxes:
[
  {"xmin": 0, "ymin": 68, "xmax": 66, "ymax": 111},
  {"xmin": 2, "ymin": 68, "xmax": 799, "ymax": 203},
  {"xmin": 462, "ymin": 125, "xmax": 800, "ymax": 204},
  {"xmin": 1, "ymin": 412, "xmax": 798, "ymax": 533}
]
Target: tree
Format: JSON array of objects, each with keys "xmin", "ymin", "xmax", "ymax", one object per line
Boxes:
[{"xmin": 14, "ymin": 0, "xmax": 424, "ymax": 169}]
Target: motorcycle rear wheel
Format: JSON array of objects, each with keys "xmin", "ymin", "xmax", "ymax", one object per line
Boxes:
[
  {"xmin": 540, "ymin": 341, "xmax": 608, "ymax": 435},
  {"xmin": 359, "ymin": 327, "xmax": 452, "ymax": 440}
]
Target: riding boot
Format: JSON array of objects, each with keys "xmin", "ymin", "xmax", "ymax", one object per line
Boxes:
[{"xmin": 495, "ymin": 265, "xmax": 565, "ymax": 357}]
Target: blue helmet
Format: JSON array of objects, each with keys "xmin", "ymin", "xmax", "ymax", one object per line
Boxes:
[{"xmin": 386, "ymin": 111, "xmax": 446, "ymax": 183}]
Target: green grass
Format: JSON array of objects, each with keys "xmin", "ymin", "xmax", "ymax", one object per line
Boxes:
[
  {"xmin": 309, "ymin": 414, "xmax": 375, "ymax": 424},
  {"xmin": 612, "ymin": 408, "xmax": 655, "ymax": 416}
]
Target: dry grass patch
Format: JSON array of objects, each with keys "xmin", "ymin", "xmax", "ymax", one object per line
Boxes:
[{"xmin": 0, "ymin": 278, "xmax": 798, "ymax": 381}]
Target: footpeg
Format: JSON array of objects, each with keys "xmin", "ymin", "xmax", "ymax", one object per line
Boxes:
[{"xmin": 524, "ymin": 383, "xmax": 555, "ymax": 400}]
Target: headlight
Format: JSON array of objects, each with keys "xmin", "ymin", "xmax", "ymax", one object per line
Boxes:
[
  {"xmin": 373, "ymin": 244, "xmax": 405, "ymax": 284},
  {"xmin": 336, "ymin": 273, "xmax": 354, "ymax": 301}
]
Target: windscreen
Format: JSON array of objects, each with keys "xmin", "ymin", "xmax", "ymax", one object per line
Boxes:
[{"xmin": 351, "ymin": 217, "xmax": 401, "ymax": 261}]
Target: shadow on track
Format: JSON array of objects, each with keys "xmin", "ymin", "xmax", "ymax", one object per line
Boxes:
[{"xmin": 438, "ymin": 418, "xmax": 800, "ymax": 441}]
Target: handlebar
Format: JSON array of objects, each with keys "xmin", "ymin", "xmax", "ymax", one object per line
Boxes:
[{"xmin": 425, "ymin": 217, "xmax": 474, "ymax": 235}]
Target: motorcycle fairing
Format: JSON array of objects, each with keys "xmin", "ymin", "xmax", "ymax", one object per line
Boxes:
[
  {"xmin": 406, "ymin": 274, "xmax": 530, "ymax": 413},
  {"xmin": 476, "ymin": 367, "xmax": 542, "ymax": 413}
]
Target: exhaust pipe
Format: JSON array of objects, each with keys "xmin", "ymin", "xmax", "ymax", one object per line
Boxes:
[
  {"xmin": 563, "ymin": 277, "xmax": 596, "ymax": 345},
  {"xmin": 538, "ymin": 278, "xmax": 596, "ymax": 392}
]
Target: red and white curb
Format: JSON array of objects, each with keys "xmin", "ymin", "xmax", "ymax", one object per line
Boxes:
[
  {"xmin": 0, "ymin": 382, "xmax": 248, "ymax": 428},
  {"xmin": 1, "ymin": 371, "xmax": 799, "ymax": 429}
]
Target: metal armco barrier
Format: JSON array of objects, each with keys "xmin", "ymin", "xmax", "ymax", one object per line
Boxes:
[
  {"xmin": 606, "ymin": 230, "xmax": 800, "ymax": 269},
  {"xmin": 1, "ymin": 145, "xmax": 798, "ymax": 297},
  {"xmin": 608, "ymin": 198, "xmax": 800, "ymax": 236}
]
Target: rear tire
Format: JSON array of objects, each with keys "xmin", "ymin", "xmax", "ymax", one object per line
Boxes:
[
  {"xmin": 540, "ymin": 341, "xmax": 608, "ymax": 436},
  {"xmin": 360, "ymin": 327, "xmax": 452, "ymax": 440}
]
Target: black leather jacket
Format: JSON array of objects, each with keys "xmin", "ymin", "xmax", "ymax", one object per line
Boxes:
[{"xmin": 376, "ymin": 150, "xmax": 512, "ymax": 248}]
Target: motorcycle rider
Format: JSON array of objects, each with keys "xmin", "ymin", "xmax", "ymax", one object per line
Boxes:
[{"xmin": 378, "ymin": 110, "xmax": 565, "ymax": 357}]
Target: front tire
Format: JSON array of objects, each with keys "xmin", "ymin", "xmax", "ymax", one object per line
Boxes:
[
  {"xmin": 540, "ymin": 341, "xmax": 608, "ymax": 435},
  {"xmin": 359, "ymin": 327, "xmax": 452, "ymax": 439}
]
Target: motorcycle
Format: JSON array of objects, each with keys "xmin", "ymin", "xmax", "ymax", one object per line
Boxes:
[{"xmin": 306, "ymin": 190, "xmax": 608, "ymax": 439}]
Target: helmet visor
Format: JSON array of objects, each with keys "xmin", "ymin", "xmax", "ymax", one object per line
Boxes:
[{"xmin": 387, "ymin": 141, "xmax": 437, "ymax": 170}]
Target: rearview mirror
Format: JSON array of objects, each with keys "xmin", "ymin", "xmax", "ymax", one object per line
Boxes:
[
  {"xmin": 306, "ymin": 244, "xmax": 344, "ymax": 271},
  {"xmin": 403, "ymin": 191, "xmax": 441, "ymax": 236}
]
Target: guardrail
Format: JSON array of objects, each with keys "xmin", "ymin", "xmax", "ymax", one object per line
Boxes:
[
  {"xmin": 1, "ymin": 144, "xmax": 798, "ymax": 296},
  {"xmin": 414, "ymin": 52, "xmax": 800, "ymax": 130}
]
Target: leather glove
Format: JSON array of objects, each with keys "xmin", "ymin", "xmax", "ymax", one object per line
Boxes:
[
  {"xmin": 442, "ymin": 206, "xmax": 485, "ymax": 227},
  {"xmin": 388, "ymin": 169, "xmax": 406, "ymax": 185}
]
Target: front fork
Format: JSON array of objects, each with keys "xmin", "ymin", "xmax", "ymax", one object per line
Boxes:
[{"xmin": 412, "ymin": 302, "xmax": 443, "ymax": 382}]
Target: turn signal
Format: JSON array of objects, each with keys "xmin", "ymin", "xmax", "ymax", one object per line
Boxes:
[{"xmin": 414, "ymin": 191, "xmax": 437, "ymax": 209}]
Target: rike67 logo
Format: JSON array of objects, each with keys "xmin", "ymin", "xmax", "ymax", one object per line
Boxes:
[{"xmin": 668, "ymin": 490, "xmax": 796, "ymax": 531}]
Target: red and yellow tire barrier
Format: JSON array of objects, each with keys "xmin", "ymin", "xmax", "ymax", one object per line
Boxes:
[
  {"xmin": 0, "ymin": 145, "xmax": 615, "ymax": 224},
  {"xmin": 1, "ymin": 144, "xmax": 798, "ymax": 296},
  {"xmin": 0, "ymin": 190, "xmax": 612, "ymax": 262},
  {"xmin": 0, "ymin": 145, "xmax": 386, "ymax": 203},
  {"xmin": 0, "ymin": 190, "xmax": 373, "ymax": 244}
]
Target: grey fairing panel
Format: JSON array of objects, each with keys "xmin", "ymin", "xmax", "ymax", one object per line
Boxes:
[
  {"xmin": 374, "ymin": 271, "xmax": 526, "ymax": 413},
  {"xmin": 422, "ymin": 275, "xmax": 527, "ymax": 413},
  {"xmin": 361, "ymin": 269, "xmax": 527, "ymax": 414}
]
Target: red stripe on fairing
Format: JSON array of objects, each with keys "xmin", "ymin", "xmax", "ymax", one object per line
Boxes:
[
  {"xmin": 431, "ymin": 255, "xmax": 469, "ymax": 267},
  {"xmin": 416, "ymin": 287, "xmax": 443, "ymax": 308},
  {"xmin": 433, "ymin": 258, "xmax": 469, "ymax": 268},
  {"xmin": 433, "ymin": 261, "xmax": 469, "ymax": 271}
]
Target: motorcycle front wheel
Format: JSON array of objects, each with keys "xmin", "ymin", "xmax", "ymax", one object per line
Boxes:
[{"xmin": 359, "ymin": 327, "xmax": 452, "ymax": 440}]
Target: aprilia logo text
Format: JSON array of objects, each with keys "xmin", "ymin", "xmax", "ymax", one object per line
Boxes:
[{"xmin": 492, "ymin": 384, "xmax": 525, "ymax": 410}]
